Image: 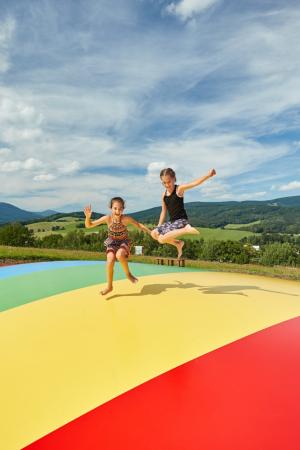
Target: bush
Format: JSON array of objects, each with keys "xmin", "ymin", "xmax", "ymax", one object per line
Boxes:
[
  {"xmin": 260, "ymin": 243, "xmax": 299, "ymax": 266},
  {"xmin": 199, "ymin": 240, "xmax": 251, "ymax": 264},
  {"xmin": 37, "ymin": 234, "xmax": 64, "ymax": 248},
  {"xmin": 0, "ymin": 223, "xmax": 36, "ymax": 247}
]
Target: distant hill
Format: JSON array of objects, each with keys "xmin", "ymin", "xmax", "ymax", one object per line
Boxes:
[
  {"xmin": 266, "ymin": 196, "xmax": 300, "ymax": 207},
  {"xmin": 0, "ymin": 203, "xmax": 41, "ymax": 224},
  {"xmin": 130, "ymin": 196, "xmax": 300, "ymax": 233},
  {"xmin": 0, "ymin": 203, "xmax": 60, "ymax": 224},
  {"xmin": 1, "ymin": 196, "xmax": 300, "ymax": 233},
  {"xmin": 38, "ymin": 209, "xmax": 60, "ymax": 217}
]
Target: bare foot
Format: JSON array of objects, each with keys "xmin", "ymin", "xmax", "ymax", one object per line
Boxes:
[
  {"xmin": 184, "ymin": 224, "xmax": 200, "ymax": 235},
  {"xmin": 128, "ymin": 273, "xmax": 138, "ymax": 284},
  {"xmin": 176, "ymin": 240, "xmax": 185, "ymax": 259},
  {"xmin": 100, "ymin": 286, "xmax": 113, "ymax": 295}
]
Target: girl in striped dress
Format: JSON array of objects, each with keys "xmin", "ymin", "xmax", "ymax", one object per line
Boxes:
[{"xmin": 84, "ymin": 197, "xmax": 151, "ymax": 296}]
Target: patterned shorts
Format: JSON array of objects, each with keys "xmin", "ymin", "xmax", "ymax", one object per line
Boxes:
[
  {"xmin": 104, "ymin": 237, "xmax": 131, "ymax": 257},
  {"xmin": 154, "ymin": 218, "xmax": 189, "ymax": 236}
]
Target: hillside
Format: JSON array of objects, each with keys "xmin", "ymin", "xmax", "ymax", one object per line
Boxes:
[
  {"xmin": 1, "ymin": 196, "xmax": 300, "ymax": 233},
  {"xmin": 0, "ymin": 203, "xmax": 41, "ymax": 224},
  {"xmin": 130, "ymin": 198, "xmax": 300, "ymax": 233}
]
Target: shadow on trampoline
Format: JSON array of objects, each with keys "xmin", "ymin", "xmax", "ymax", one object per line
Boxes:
[
  {"xmin": 106, "ymin": 280, "xmax": 299, "ymax": 300},
  {"xmin": 198, "ymin": 285, "xmax": 298, "ymax": 297}
]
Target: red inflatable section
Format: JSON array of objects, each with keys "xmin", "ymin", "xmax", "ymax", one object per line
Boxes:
[{"xmin": 24, "ymin": 317, "xmax": 300, "ymax": 450}]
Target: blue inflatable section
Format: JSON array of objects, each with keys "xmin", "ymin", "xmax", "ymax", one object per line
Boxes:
[{"xmin": 0, "ymin": 260, "xmax": 104, "ymax": 280}]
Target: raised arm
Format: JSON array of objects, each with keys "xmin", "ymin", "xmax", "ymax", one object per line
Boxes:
[
  {"xmin": 123, "ymin": 216, "xmax": 152, "ymax": 235},
  {"xmin": 177, "ymin": 168, "xmax": 216, "ymax": 196},
  {"xmin": 84, "ymin": 205, "xmax": 108, "ymax": 228}
]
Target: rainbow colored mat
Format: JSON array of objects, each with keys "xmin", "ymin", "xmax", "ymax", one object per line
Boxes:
[{"xmin": 1, "ymin": 261, "xmax": 299, "ymax": 450}]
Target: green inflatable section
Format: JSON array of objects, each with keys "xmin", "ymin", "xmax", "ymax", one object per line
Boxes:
[{"xmin": 0, "ymin": 263, "xmax": 201, "ymax": 313}]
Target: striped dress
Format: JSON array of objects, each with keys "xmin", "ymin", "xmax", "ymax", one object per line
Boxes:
[{"xmin": 104, "ymin": 216, "xmax": 131, "ymax": 257}]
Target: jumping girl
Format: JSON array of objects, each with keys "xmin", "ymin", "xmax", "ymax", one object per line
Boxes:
[
  {"xmin": 84, "ymin": 197, "xmax": 151, "ymax": 295},
  {"xmin": 151, "ymin": 168, "xmax": 217, "ymax": 258}
]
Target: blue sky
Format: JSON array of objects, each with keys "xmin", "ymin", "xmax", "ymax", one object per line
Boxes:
[{"xmin": 0, "ymin": 0, "xmax": 300, "ymax": 213}]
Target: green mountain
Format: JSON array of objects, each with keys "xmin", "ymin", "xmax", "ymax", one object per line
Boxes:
[
  {"xmin": 0, "ymin": 203, "xmax": 60, "ymax": 224},
  {"xmin": 0, "ymin": 202, "xmax": 41, "ymax": 224},
  {"xmin": 130, "ymin": 196, "xmax": 300, "ymax": 233},
  {"xmin": 2, "ymin": 196, "xmax": 300, "ymax": 233}
]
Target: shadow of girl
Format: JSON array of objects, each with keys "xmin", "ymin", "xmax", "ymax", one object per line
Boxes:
[{"xmin": 106, "ymin": 280, "xmax": 299, "ymax": 301}]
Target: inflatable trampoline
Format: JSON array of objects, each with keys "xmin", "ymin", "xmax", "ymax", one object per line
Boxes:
[{"xmin": 0, "ymin": 261, "xmax": 299, "ymax": 450}]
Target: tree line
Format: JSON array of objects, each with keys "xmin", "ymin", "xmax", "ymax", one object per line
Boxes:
[{"xmin": 0, "ymin": 222, "xmax": 299, "ymax": 266}]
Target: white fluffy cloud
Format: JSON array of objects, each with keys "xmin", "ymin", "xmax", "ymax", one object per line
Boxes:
[
  {"xmin": 1, "ymin": 2, "xmax": 299, "ymax": 211},
  {"xmin": 145, "ymin": 133, "xmax": 290, "ymax": 180},
  {"xmin": 278, "ymin": 181, "xmax": 300, "ymax": 191},
  {"xmin": 166, "ymin": 0, "xmax": 220, "ymax": 20},
  {"xmin": 146, "ymin": 161, "xmax": 166, "ymax": 182},
  {"xmin": 0, "ymin": 158, "xmax": 43, "ymax": 173},
  {"xmin": 58, "ymin": 161, "xmax": 80, "ymax": 175},
  {"xmin": 33, "ymin": 174, "xmax": 57, "ymax": 181}
]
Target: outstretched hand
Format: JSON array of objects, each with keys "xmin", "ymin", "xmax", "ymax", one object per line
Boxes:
[
  {"xmin": 208, "ymin": 168, "xmax": 216, "ymax": 177},
  {"xmin": 84, "ymin": 204, "xmax": 92, "ymax": 219}
]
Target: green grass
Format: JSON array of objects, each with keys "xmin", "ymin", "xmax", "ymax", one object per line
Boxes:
[
  {"xmin": 185, "ymin": 227, "xmax": 256, "ymax": 241},
  {"xmin": 1, "ymin": 245, "xmax": 300, "ymax": 281},
  {"xmin": 26, "ymin": 217, "xmax": 152, "ymax": 238},
  {"xmin": 26, "ymin": 217, "xmax": 100, "ymax": 238},
  {"xmin": 225, "ymin": 221, "xmax": 261, "ymax": 230},
  {"xmin": 27, "ymin": 217, "xmax": 257, "ymax": 242},
  {"xmin": 0, "ymin": 245, "xmax": 103, "ymax": 262}
]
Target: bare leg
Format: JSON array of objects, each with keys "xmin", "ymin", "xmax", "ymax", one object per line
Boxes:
[
  {"xmin": 158, "ymin": 225, "xmax": 199, "ymax": 243},
  {"xmin": 151, "ymin": 229, "xmax": 184, "ymax": 258},
  {"xmin": 158, "ymin": 235, "xmax": 185, "ymax": 258},
  {"xmin": 116, "ymin": 249, "xmax": 138, "ymax": 284},
  {"xmin": 101, "ymin": 252, "xmax": 116, "ymax": 295}
]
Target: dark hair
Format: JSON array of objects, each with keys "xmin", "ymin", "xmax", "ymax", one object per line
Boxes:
[
  {"xmin": 160, "ymin": 167, "xmax": 176, "ymax": 181},
  {"xmin": 109, "ymin": 197, "xmax": 125, "ymax": 208}
]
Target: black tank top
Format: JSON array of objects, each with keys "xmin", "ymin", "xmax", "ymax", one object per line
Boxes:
[{"xmin": 164, "ymin": 185, "xmax": 188, "ymax": 222}]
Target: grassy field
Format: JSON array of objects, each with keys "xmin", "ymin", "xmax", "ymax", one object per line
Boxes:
[
  {"xmin": 26, "ymin": 217, "xmax": 89, "ymax": 238},
  {"xmin": 0, "ymin": 245, "xmax": 102, "ymax": 262},
  {"xmin": 225, "ymin": 221, "xmax": 261, "ymax": 230},
  {"xmin": 1, "ymin": 245, "xmax": 299, "ymax": 281},
  {"xmin": 26, "ymin": 217, "xmax": 152, "ymax": 238},
  {"xmin": 26, "ymin": 217, "xmax": 256, "ymax": 241},
  {"xmin": 190, "ymin": 227, "xmax": 256, "ymax": 241}
]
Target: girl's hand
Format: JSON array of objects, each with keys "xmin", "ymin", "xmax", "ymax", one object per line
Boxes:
[
  {"xmin": 84, "ymin": 205, "xmax": 92, "ymax": 219},
  {"xmin": 208, "ymin": 168, "xmax": 216, "ymax": 177}
]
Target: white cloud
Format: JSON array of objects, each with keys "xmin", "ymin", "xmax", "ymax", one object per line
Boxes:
[
  {"xmin": 144, "ymin": 133, "xmax": 290, "ymax": 179},
  {"xmin": 0, "ymin": 147, "xmax": 12, "ymax": 156},
  {"xmin": 23, "ymin": 158, "xmax": 43, "ymax": 170},
  {"xmin": 166, "ymin": 0, "xmax": 219, "ymax": 21},
  {"xmin": 33, "ymin": 174, "xmax": 57, "ymax": 182},
  {"xmin": 2, "ymin": 127, "xmax": 43, "ymax": 143},
  {"xmin": 1, "ymin": 2, "xmax": 299, "ymax": 211},
  {"xmin": 278, "ymin": 181, "xmax": 300, "ymax": 191},
  {"xmin": 58, "ymin": 161, "xmax": 80, "ymax": 174},
  {"xmin": 0, "ymin": 158, "xmax": 43, "ymax": 173},
  {"xmin": 200, "ymin": 180, "xmax": 230, "ymax": 197},
  {"xmin": 146, "ymin": 161, "xmax": 166, "ymax": 182},
  {"xmin": 200, "ymin": 181, "xmax": 267, "ymax": 201},
  {"xmin": 0, "ymin": 161, "xmax": 23, "ymax": 173}
]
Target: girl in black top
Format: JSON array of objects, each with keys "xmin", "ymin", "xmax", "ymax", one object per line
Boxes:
[{"xmin": 151, "ymin": 168, "xmax": 216, "ymax": 258}]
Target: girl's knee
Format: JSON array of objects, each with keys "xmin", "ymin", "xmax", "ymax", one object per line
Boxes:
[
  {"xmin": 158, "ymin": 235, "xmax": 165, "ymax": 244},
  {"xmin": 116, "ymin": 249, "xmax": 126, "ymax": 260},
  {"xmin": 107, "ymin": 252, "xmax": 116, "ymax": 263},
  {"xmin": 151, "ymin": 229, "xmax": 159, "ymax": 240}
]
